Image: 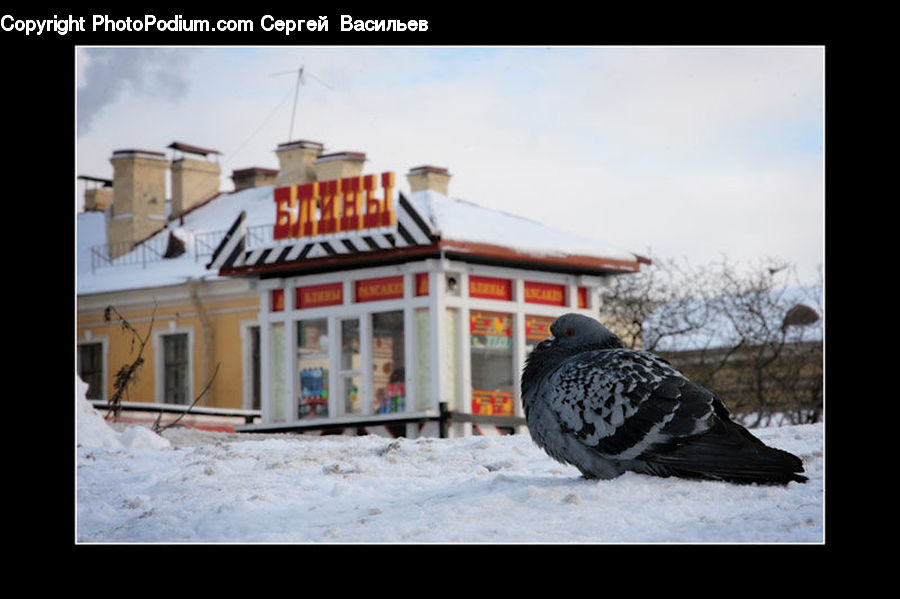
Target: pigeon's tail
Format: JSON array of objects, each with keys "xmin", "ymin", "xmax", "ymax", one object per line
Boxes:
[{"xmin": 639, "ymin": 417, "xmax": 808, "ymax": 485}]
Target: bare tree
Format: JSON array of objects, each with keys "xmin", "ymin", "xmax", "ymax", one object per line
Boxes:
[
  {"xmin": 711, "ymin": 261, "xmax": 822, "ymax": 425},
  {"xmin": 600, "ymin": 256, "xmax": 728, "ymax": 353},
  {"xmin": 103, "ymin": 304, "xmax": 221, "ymax": 432},
  {"xmin": 600, "ymin": 256, "xmax": 823, "ymax": 426}
]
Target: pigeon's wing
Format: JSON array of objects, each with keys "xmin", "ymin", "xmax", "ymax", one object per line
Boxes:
[
  {"xmin": 544, "ymin": 348, "xmax": 717, "ymax": 463},
  {"xmin": 544, "ymin": 348, "xmax": 806, "ymax": 483}
]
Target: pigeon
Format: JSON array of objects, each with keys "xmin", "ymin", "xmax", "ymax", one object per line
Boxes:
[{"xmin": 521, "ymin": 313, "xmax": 807, "ymax": 485}]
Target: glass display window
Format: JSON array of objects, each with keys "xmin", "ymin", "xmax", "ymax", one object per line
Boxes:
[
  {"xmin": 372, "ymin": 310, "xmax": 405, "ymax": 414},
  {"xmin": 469, "ymin": 310, "xmax": 514, "ymax": 417},
  {"xmin": 413, "ymin": 308, "xmax": 432, "ymax": 411},
  {"xmin": 297, "ymin": 319, "xmax": 329, "ymax": 418},
  {"xmin": 268, "ymin": 322, "xmax": 286, "ymax": 423},
  {"xmin": 340, "ymin": 318, "xmax": 361, "ymax": 414},
  {"xmin": 444, "ymin": 308, "xmax": 460, "ymax": 411}
]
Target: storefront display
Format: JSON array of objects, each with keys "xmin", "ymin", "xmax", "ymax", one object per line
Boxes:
[
  {"xmin": 470, "ymin": 310, "xmax": 514, "ymax": 417},
  {"xmin": 250, "ymin": 264, "xmax": 608, "ymax": 434},
  {"xmin": 340, "ymin": 318, "xmax": 361, "ymax": 414},
  {"xmin": 372, "ymin": 311, "xmax": 405, "ymax": 414},
  {"xmin": 297, "ymin": 319, "xmax": 329, "ymax": 418}
]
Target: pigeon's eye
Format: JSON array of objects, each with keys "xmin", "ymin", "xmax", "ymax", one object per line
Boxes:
[{"xmin": 565, "ymin": 328, "xmax": 575, "ymax": 337}]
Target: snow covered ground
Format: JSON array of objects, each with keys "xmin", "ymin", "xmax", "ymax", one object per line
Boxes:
[{"xmin": 75, "ymin": 378, "xmax": 824, "ymax": 544}]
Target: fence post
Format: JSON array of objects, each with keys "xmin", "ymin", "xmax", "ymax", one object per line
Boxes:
[{"xmin": 439, "ymin": 402, "xmax": 449, "ymax": 438}]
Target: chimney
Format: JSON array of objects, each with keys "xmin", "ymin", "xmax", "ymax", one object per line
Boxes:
[
  {"xmin": 231, "ymin": 167, "xmax": 278, "ymax": 191},
  {"xmin": 275, "ymin": 140, "xmax": 323, "ymax": 186},
  {"xmin": 78, "ymin": 175, "xmax": 113, "ymax": 211},
  {"xmin": 407, "ymin": 165, "xmax": 451, "ymax": 195},
  {"xmin": 106, "ymin": 149, "xmax": 169, "ymax": 258},
  {"xmin": 314, "ymin": 151, "xmax": 367, "ymax": 182},
  {"xmin": 168, "ymin": 142, "xmax": 222, "ymax": 217}
]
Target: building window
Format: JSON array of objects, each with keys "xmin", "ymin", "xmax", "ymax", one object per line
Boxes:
[
  {"xmin": 469, "ymin": 310, "xmax": 515, "ymax": 417},
  {"xmin": 268, "ymin": 322, "xmax": 286, "ymax": 422},
  {"xmin": 414, "ymin": 308, "xmax": 432, "ymax": 411},
  {"xmin": 248, "ymin": 325, "xmax": 261, "ymax": 411},
  {"xmin": 340, "ymin": 318, "xmax": 361, "ymax": 415},
  {"xmin": 372, "ymin": 311, "xmax": 405, "ymax": 414},
  {"xmin": 297, "ymin": 319, "xmax": 329, "ymax": 419},
  {"xmin": 162, "ymin": 333, "xmax": 189, "ymax": 404},
  {"xmin": 78, "ymin": 342, "xmax": 104, "ymax": 400},
  {"xmin": 444, "ymin": 308, "xmax": 460, "ymax": 411}
]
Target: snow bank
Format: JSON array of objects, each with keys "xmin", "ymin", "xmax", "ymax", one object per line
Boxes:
[
  {"xmin": 76, "ymin": 375, "xmax": 170, "ymax": 450},
  {"xmin": 75, "ymin": 373, "xmax": 823, "ymax": 544}
]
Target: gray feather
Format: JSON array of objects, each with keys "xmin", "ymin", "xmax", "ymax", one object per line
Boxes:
[{"xmin": 521, "ymin": 313, "xmax": 807, "ymax": 485}]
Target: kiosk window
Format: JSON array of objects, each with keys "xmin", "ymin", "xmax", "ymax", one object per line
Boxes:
[
  {"xmin": 444, "ymin": 308, "xmax": 460, "ymax": 411},
  {"xmin": 297, "ymin": 319, "xmax": 329, "ymax": 418},
  {"xmin": 268, "ymin": 322, "xmax": 286, "ymax": 422},
  {"xmin": 372, "ymin": 311, "xmax": 405, "ymax": 414},
  {"xmin": 340, "ymin": 318, "xmax": 361, "ymax": 415},
  {"xmin": 469, "ymin": 310, "xmax": 514, "ymax": 417},
  {"xmin": 414, "ymin": 308, "xmax": 431, "ymax": 411}
]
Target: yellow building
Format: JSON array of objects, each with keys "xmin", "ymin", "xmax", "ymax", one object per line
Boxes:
[
  {"xmin": 77, "ymin": 143, "xmax": 265, "ymax": 430},
  {"xmin": 76, "ymin": 138, "xmax": 648, "ymax": 435}
]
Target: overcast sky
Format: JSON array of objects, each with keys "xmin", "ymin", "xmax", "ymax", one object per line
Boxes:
[{"xmin": 75, "ymin": 46, "xmax": 824, "ymax": 285}]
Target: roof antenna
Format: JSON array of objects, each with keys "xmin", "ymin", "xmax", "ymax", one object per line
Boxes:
[{"xmin": 271, "ymin": 66, "xmax": 334, "ymax": 142}]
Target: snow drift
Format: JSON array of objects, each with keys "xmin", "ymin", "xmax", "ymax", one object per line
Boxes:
[{"xmin": 75, "ymin": 376, "xmax": 823, "ymax": 544}]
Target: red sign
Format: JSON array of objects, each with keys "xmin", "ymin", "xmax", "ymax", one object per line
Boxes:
[
  {"xmin": 415, "ymin": 272, "xmax": 429, "ymax": 296},
  {"xmin": 524, "ymin": 281, "xmax": 566, "ymax": 306},
  {"xmin": 273, "ymin": 172, "xmax": 395, "ymax": 240},
  {"xmin": 470, "ymin": 311, "xmax": 512, "ymax": 337},
  {"xmin": 271, "ymin": 289, "xmax": 285, "ymax": 312},
  {"xmin": 472, "ymin": 390, "xmax": 515, "ymax": 417},
  {"xmin": 356, "ymin": 276, "xmax": 404, "ymax": 302},
  {"xmin": 296, "ymin": 282, "xmax": 343, "ymax": 309},
  {"xmin": 469, "ymin": 275, "xmax": 511, "ymax": 301},
  {"xmin": 577, "ymin": 286, "xmax": 589, "ymax": 309},
  {"xmin": 525, "ymin": 315, "xmax": 554, "ymax": 341}
]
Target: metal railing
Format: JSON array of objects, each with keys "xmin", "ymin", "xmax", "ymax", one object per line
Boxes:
[
  {"xmin": 235, "ymin": 403, "xmax": 526, "ymax": 438},
  {"xmin": 88, "ymin": 223, "xmax": 277, "ymax": 273},
  {"xmin": 90, "ymin": 400, "xmax": 261, "ymax": 425},
  {"xmin": 89, "ymin": 400, "xmax": 525, "ymax": 438},
  {"xmin": 90, "ymin": 239, "xmax": 168, "ymax": 272}
]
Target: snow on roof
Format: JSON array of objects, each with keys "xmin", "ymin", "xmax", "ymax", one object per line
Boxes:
[
  {"xmin": 76, "ymin": 185, "xmax": 272, "ymax": 295},
  {"xmin": 406, "ymin": 189, "xmax": 639, "ymax": 262},
  {"xmin": 76, "ymin": 184, "xmax": 641, "ymax": 295}
]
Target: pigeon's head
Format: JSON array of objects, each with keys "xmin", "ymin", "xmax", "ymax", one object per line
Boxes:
[
  {"xmin": 523, "ymin": 314, "xmax": 625, "ymax": 390},
  {"xmin": 544, "ymin": 313, "xmax": 624, "ymax": 351}
]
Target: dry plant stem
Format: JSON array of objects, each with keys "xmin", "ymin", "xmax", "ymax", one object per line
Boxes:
[
  {"xmin": 153, "ymin": 363, "xmax": 221, "ymax": 433},
  {"xmin": 104, "ymin": 304, "xmax": 156, "ymax": 419}
]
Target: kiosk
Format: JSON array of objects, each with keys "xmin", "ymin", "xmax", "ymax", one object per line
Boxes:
[{"xmin": 208, "ymin": 167, "xmax": 646, "ymax": 438}]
